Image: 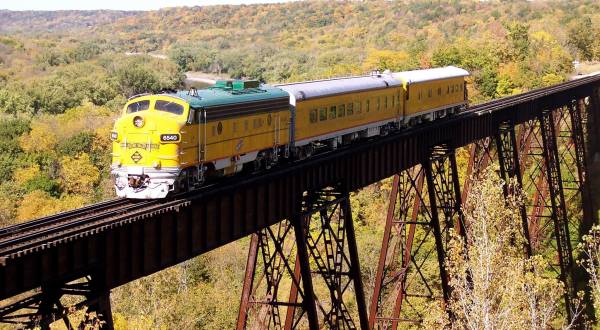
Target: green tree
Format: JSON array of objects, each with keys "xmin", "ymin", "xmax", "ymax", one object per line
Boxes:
[
  {"xmin": 568, "ymin": 17, "xmax": 596, "ymax": 61},
  {"xmin": 506, "ymin": 22, "xmax": 530, "ymax": 61}
]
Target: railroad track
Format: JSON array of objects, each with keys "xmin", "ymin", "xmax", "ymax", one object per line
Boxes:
[{"xmin": 0, "ymin": 73, "xmax": 598, "ymax": 263}]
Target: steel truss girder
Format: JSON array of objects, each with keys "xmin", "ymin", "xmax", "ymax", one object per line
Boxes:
[
  {"xmin": 238, "ymin": 184, "xmax": 368, "ymax": 330},
  {"xmin": 537, "ymin": 108, "xmax": 576, "ymax": 321},
  {"xmin": 369, "ymin": 144, "xmax": 465, "ymax": 328},
  {"xmin": 461, "ymin": 137, "xmax": 494, "ymax": 204},
  {"xmin": 495, "ymin": 122, "xmax": 533, "ymax": 257},
  {"xmin": 0, "ymin": 275, "xmax": 113, "ymax": 329},
  {"xmin": 521, "ymin": 107, "xmax": 585, "ymax": 321},
  {"xmin": 424, "ymin": 144, "xmax": 466, "ymax": 303},
  {"xmin": 236, "ymin": 221, "xmax": 304, "ymax": 330}
]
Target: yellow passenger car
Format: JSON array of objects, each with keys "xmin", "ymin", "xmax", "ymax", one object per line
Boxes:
[
  {"xmin": 393, "ymin": 66, "xmax": 469, "ymax": 125},
  {"xmin": 278, "ymin": 74, "xmax": 403, "ymax": 158}
]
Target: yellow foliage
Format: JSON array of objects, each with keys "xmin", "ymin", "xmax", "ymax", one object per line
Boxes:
[
  {"xmin": 19, "ymin": 103, "xmax": 115, "ymax": 154},
  {"xmin": 13, "ymin": 164, "xmax": 41, "ymax": 186},
  {"xmin": 362, "ymin": 49, "xmax": 411, "ymax": 72},
  {"xmin": 17, "ymin": 191, "xmax": 87, "ymax": 222},
  {"xmin": 541, "ymin": 73, "xmax": 564, "ymax": 87},
  {"xmin": 16, "ymin": 190, "xmax": 57, "ymax": 222},
  {"xmin": 19, "ymin": 120, "xmax": 58, "ymax": 153},
  {"xmin": 92, "ymin": 120, "xmax": 114, "ymax": 157},
  {"xmin": 0, "ymin": 195, "xmax": 16, "ymax": 227},
  {"xmin": 59, "ymin": 153, "xmax": 100, "ymax": 195}
]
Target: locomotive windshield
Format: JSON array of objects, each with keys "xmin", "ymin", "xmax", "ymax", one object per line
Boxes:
[
  {"xmin": 155, "ymin": 100, "xmax": 185, "ymax": 115},
  {"xmin": 126, "ymin": 100, "xmax": 150, "ymax": 113}
]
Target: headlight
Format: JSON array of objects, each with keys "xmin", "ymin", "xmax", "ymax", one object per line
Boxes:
[
  {"xmin": 133, "ymin": 116, "xmax": 144, "ymax": 128},
  {"xmin": 160, "ymin": 134, "xmax": 180, "ymax": 142},
  {"xmin": 110, "ymin": 132, "xmax": 118, "ymax": 141}
]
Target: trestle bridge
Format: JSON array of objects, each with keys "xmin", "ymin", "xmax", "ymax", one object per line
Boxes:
[{"xmin": 1, "ymin": 75, "xmax": 600, "ymax": 329}]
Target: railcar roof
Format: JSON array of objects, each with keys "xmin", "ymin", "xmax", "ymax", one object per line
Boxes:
[
  {"xmin": 159, "ymin": 84, "xmax": 289, "ymax": 108},
  {"xmin": 392, "ymin": 66, "xmax": 469, "ymax": 83},
  {"xmin": 276, "ymin": 74, "xmax": 402, "ymax": 101}
]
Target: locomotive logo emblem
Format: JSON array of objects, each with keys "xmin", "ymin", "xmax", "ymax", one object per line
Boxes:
[
  {"xmin": 235, "ymin": 139, "xmax": 244, "ymax": 152},
  {"xmin": 131, "ymin": 151, "xmax": 142, "ymax": 163}
]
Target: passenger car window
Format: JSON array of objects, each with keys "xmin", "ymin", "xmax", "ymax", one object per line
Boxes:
[
  {"xmin": 155, "ymin": 100, "xmax": 184, "ymax": 115},
  {"xmin": 319, "ymin": 108, "xmax": 327, "ymax": 121},
  {"xmin": 329, "ymin": 106, "xmax": 337, "ymax": 119},
  {"xmin": 126, "ymin": 100, "xmax": 150, "ymax": 114},
  {"xmin": 347, "ymin": 103, "xmax": 353, "ymax": 115},
  {"xmin": 356, "ymin": 102, "xmax": 361, "ymax": 114},
  {"xmin": 338, "ymin": 104, "xmax": 345, "ymax": 117},
  {"xmin": 366, "ymin": 100, "xmax": 370, "ymax": 112},
  {"xmin": 310, "ymin": 109, "xmax": 318, "ymax": 123}
]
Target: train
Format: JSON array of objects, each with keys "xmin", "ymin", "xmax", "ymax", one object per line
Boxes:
[{"xmin": 110, "ymin": 66, "xmax": 469, "ymax": 199}]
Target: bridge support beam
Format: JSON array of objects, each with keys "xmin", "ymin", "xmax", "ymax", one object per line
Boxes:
[
  {"xmin": 0, "ymin": 274, "xmax": 113, "ymax": 329},
  {"xmin": 461, "ymin": 137, "xmax": 493, "ymax": 203},
  {"xmin": 368, "ymin": 144, "xmax": 465, "ymax": 328},
  {"xmin": 495, "ymin": 122, "xmax": 532, "ymax": 257},
  {"xmin": 237, "ymin": 184, "xmax": 367, "ymax": 329},
  {"xmin": 539, "ymin": 108, "xmax": 575, "ymax": 322},
  {"xmin": 368, "ymin": 168, "xmax": 424, "ymax": 328}
]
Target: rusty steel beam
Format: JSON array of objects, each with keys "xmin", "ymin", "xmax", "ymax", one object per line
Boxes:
[
  {"xmin": 539, "ymin": 109, "xmax": 575, "ymax": 322},
  {"xmin": 236, "ymin": 234, "xmax": 259, "ymax": 329},
  {"xmin": 495, "ymin": 122, "xmax": 532, "ymax": 256},
  {"xmin": 369, "ymin": 168, "xmax": 425, "ymax": 329},
  {"xmin": 461, "ymin": 138, "xmax": 493, "ymax": 204},
  {"xmin": 572, "ymin": 100, "xmax": 596, "ymax": 230},
  {"xmin": 424, "ymin": 144, "xmax": 465, "ymax": 304}
]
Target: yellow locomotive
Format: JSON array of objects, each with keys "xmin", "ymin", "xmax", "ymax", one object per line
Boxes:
[{"xmin": 111, "ymin": 66, "xmax": 468, "ymax": 199}]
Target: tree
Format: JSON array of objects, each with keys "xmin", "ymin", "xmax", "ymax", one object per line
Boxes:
[
  {"xmin": 424, "ymin": 168, "xmax": 568, "ymax": 329},
  {"xmin": 362, "ymin": 49, "xmax": 413, "ymax": 72},
  {"xmin": 20, "ymin": 120, "xmax": 58, "ymax": 154},
  {"xmin": 58, "ymin": 153, "xmax": 100, "ymax": 196},
  {"xmin": 567, "ymin": 17, "xmax": 596, "ymax": 61},
  {"xmin": 579, "ymin": 226, "xmax": 600, "ymax": 316},
  {"xmin": 0, "ymin": 83, "xmax": 32, "ymax": 115},
  {"xmin": 506, "ymin": 22, "xmax": 530, "ymax": 61}
]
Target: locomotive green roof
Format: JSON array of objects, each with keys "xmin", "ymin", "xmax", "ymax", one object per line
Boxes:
[{"xmin": 166, "ymin": 82, "xmax": 289, "ymax": 108}]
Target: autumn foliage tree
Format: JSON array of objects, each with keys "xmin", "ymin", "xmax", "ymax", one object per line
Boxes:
[{"xmin": 424, "ymin": 169, "xmax": 568, "ymax": 329}]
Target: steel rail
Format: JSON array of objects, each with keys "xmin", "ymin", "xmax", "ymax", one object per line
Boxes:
[
  {"xmin": 0, "ymin": 74, "xmax": 598, "ymax": 260},
  {"xmin": 0, "ymin": 199, "xmax": 133, "ymax": 240}
]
